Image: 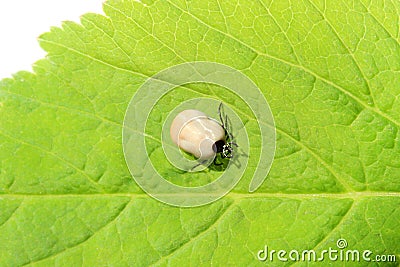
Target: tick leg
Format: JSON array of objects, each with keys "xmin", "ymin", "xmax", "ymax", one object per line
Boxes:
[
  {"xmin": 218, "ymin": 102, "xmax": 225, "ymax": 129},
  {"xmin": 225, "ymin": 114, "xmax": 234, "ymax": 141},
  {"xmin": 218, "ymin": 102, "xmax": 235, "ymax": 142},
  {"xmin": 228, "ymin": 141, "xmax": 239, "ymax": 147},
  {"xmin": 213, "ymin": 156, "xmax": 223, "ymax": 166},
  {"xmin": 190, "ymin": 160, "xmax": 208, "ymax": 171}
]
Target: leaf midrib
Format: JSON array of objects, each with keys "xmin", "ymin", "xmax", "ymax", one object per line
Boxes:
[{"xmin": 1, "ymin": 192, "xmax": 399, "ymax": 199}]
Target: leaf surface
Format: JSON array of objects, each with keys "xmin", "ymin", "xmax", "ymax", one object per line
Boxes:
[{"xmin": 0, "ymin": 0, "xmax": 399, "ymax": 265}]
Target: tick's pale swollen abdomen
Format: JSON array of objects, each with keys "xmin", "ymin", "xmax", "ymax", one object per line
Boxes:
[{"xmin": 170, "ymin": 109, "xmax": 226, "ymax": 160}]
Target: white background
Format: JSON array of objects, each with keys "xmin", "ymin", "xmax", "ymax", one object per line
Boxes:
[{"xmin": 0, "ymin": 0, "xmax": 105, "ymax": 79}]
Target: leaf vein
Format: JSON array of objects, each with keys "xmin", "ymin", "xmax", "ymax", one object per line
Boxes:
[
  {"xmin": 23, "ymin": 198, "xmax": 131, "ymax": 266},
  {"xmin": 0, "ymin": 130, "xmax": 102, "ymax": 190},
  {"xmin": 306, "ymin": 0, "xmax": 376, "ymax": 107},
  {"xmin": 164, "ymin": 0, "xmax": 400, "ymax": 127},
  {"xmin": 290, "ymin": 199, "xmax": 355, "ymax": 267},
  {"xmin": 152, "ymin": 200, "xmax": 235, "ymax": 265},
  {"xmin": 0, "ymin": 200, "xmax": 23, "ymax": 228}
]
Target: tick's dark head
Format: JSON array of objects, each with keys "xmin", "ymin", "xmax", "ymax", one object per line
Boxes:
[
  {"xmin": 213, "ymin": 139, "xmax": 237, "ymax": 159},
  {"xmin": 212, "ymin": 140, "xmax": 226, "ymax": 154}
]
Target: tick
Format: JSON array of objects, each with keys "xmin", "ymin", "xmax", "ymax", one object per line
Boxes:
[{"xmin": 170, "ymin": 103, "xmax": 237, "ymax": 166}]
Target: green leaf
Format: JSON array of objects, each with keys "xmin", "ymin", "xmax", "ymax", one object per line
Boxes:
[{"xmin": 1, "ymin": 0, "xmax": 399, "ymax": 265}]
